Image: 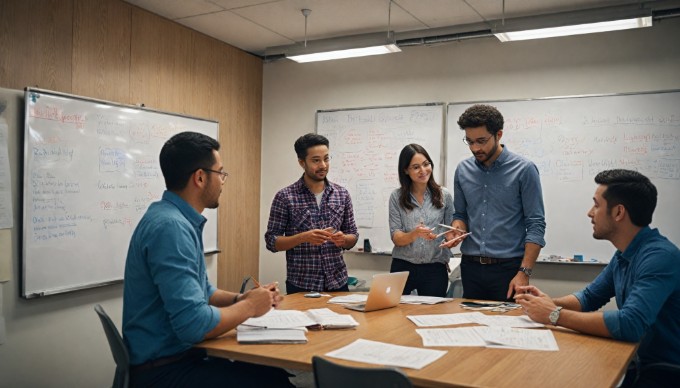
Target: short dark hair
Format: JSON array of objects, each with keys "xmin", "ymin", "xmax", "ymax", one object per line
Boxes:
[
  {"xmin": 594, "ymin": 169, "xmax": 657, "ymax": 227},
  {"xmin": 160, "ymin": 131, "xmax": 220, "ymax": 191},
  {"xmin": 397, "ymin": 144, "xmax": 443, "ymax": 211},
  {"xmin": 294, "ymin": 133, "xmax": 329, "ymax": 160},
  {"xmin": 457, "ymin": 104, "xmax": 504, "ymax": 135}
]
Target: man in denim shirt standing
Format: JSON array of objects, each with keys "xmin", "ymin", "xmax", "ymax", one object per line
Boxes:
[
  {"xmin": 516, "ymin": 169, "xmax": 680, "ymax": 387},
  {"xmin": 442, "ymin": 104, "xmax": 546, "ymax": 301},
  {"xmin": 265, "ymin": 133, "xmax": 358, "ymax": 294}
]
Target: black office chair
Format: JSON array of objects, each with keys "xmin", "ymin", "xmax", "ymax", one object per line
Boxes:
[
  {"xmin": 94, "ymin": 304, "xmax": 130, "ymax": 388},
  {"xmin": 632, "ymin": 362, "xmax": 680, "ymax": 387},
  {"xmin": 312, "ymin": 356, "xmax": 413, "ymax": 388}
]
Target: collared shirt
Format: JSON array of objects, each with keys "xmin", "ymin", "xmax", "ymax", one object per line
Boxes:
[
  {"xmin": 574, "ymin": 227, "xmax": 680, "ymax": 366},
  {"xmin": 265, "ymin": 177, "xmax": 359, "ymax": 291},
  {"xmin": 452, "ymin": 145, "xmax": 546, "ymax": 258},
  {"xmin": 388, "ymin": 187, "xmax": 454, "ymax": 265},
  {"xmin": 123, "ymin": 191, "xmax": 219, "ymax": 366}
]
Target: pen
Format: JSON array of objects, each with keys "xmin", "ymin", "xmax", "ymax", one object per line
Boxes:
[
  {"xmin": 251, "ymin": 277, "xmax": 261, "ymax": 288},
  {"xmin": 438, "ymin": 224, "xmax": 467, "ymax": 233}
]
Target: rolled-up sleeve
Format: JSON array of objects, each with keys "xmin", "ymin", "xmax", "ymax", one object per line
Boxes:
[
  {"xmin": 265, "ymin": 191, "xmax": 288, "ymax": 252},
  {"xmin": 521, "ymin": 164, "xmax": 546, "ymax": 247}
]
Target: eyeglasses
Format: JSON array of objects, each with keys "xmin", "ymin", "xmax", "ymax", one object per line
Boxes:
[
  {"xmin": 463, "ymin": 135, "xmax": 494, "ymax": 146},
  {"xmin": 202, "ymin": 168, "xmax": 229, "ymax": 182},
  {"xmin": 408, "ymin": 161, "xmax": 432, "ymax": 173},
  {"xmin": 307, "ymin": 156, "xmax": 331, "ymax": 166}
]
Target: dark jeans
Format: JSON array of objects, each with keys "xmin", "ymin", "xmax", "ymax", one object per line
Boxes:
[
  {"xmin": 390, "ymin": 258, "xmax": 448, "ymax": 297},
  {"xmin": 285, "ymin": 280, "xmax": 349, "ymax": 294},
  {"xmin": 460, "ymin": 257, "xmax": 523, "ymax": 301},
  {"xmin": 130, "ymin": 349, "xmax": 294, "ymax": 388},
  {"xmin": 620, "ymin": 362, "xmax": 680, "ymax": 388}
]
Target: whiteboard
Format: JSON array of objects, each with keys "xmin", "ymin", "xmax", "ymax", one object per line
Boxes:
[
  {"xmin": 446, "ymin": 91, "xmax": 680, "ymax": 262},
  {"xmin": 317, "ymin": 104, "xmax": 445, "ymax": 253},
  {"xmin": 22, "ymin": 88, "xmax": 219, "ymax": 297}
]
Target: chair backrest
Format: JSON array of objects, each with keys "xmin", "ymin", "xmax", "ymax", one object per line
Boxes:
[
  {"xmin": 446, "ymin": 277, "xmax": 463, "ymax": 298},
  {"xmin": 312, "ymin": 356, "xmax": 413, "ymax": 388},
  {"xmin": 94, "ymin": 304, "xmax": 130, "ymax": 388}
]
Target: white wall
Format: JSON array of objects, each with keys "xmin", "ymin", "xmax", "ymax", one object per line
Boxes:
[{"xmin": 259, "ymin": 19, "xmax": 680, "ymax": 295}]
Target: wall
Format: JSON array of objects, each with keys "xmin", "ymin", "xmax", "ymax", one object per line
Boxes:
[
  {"xmin": 259, "ymin": 18, "xmax": 680, "ymax": 298},
  {"xmin": 0, "ymin": 0, "xmax": 262, "ymax": 386}
]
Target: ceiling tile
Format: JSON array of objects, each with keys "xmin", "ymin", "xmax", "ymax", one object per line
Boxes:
[{"xmin": 125, "ymin": 0, "xmax": 224, "ymax": 20}]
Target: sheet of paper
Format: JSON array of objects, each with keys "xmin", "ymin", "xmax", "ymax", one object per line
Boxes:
[
  {"xmin": 306, "ymin": 308, "xmax": 359, "ymax": 329},
  {"xmin": 0, "ymin": 123, "xmax": 13, "ymax": 229},
  {"xmin": 240, "ymin": 309, "xmax": 317, "ymax": 329},
  {"xmin": 407, "ymin": 312, "xmax": 486, "ymax": 327},
  {"xmin": 473, "ymin": 327, "xmax": 559, "ymax": 351},
  {"xmin": 327, "ymin": 294, "xmax": 368, "ymax": 304},
  {"xmin": 326, "ymin": 338, "xmax": 447, "ymax": 370},
  {"xmin": 236, "ymin": 327, "xmax": 308, "ymax": 344},
  {"xmin": 416, "ymin": 327, "xmax": 487, "ymax": 347},
  {"xmin": 472, "ymin": 314, "xmax": 545, "ymax": 328},
  {"xmin": 400, "ymin": 295, "xmax": 453, "ymax": 305}
]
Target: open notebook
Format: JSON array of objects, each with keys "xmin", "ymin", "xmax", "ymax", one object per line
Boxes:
[{"xmin": 344, "ymin": 271, "xmax": 409, "ymax": 312}]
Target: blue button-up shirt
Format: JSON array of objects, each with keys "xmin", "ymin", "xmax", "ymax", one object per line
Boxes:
[
  {"xmin": 452, "ymin": 146, "xmax": 546, "ymax": 258},
  {"xmin": 123, "ymin": 191, "xmax": 220, "ymax": 365},
  {"xmin": 265, "ymin": 177, "xmax": 358, "ymax": 291},
  {"xmin": 388, "ymin": 187, "xmax": 454, "ymax": 264},
  {"xmin": 574, "ymin": 227, "xmax": 680, "ymax": 365}
]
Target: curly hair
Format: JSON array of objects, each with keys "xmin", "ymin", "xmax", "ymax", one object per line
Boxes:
[{"xmin": 457, "ymin": 104, "xmax": 504, "ymax": 135}]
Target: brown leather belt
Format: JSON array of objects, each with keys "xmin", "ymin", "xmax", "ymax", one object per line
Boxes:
[
  {"xmin": 131, "ymin": 348, "xmax": 206, "ymax": 372},
  {"xmin": 462, "ymin": 255, "xmax": 523, "ymax": 265}
]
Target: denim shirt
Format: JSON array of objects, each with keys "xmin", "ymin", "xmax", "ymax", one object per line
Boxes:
[
  {"xmin": 123, "ymin": 191, "xmax": 220, "ymax": 365},
  {"xmin": 574, "ymin": 227, "xmax": 680, "ymax": 365},
  {"xmin": 452, "ymin": 146, "xmax": 546, "ymax": 258},
  {"xmin": 388, "ymin": 187, "xmax": 454, "ymax": 264}
]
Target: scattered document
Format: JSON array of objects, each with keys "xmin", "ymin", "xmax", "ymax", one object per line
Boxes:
[
  {"xmin": 407, "ymin": 312, "xmax": 486, "ymax": 327},
  {"xmin": 416, "ymin": 327, "xmax": 488, "ymax": 347},
  {"xmin": 236, "ymin": 326, "xmax": 308, "ymax": 344},
  {"xmin": 400, "ymin": 295, "xmax": 453, "ymax": 305},
  {"xmin": 416, "ymin": 327, "xmax": 558, "ymax": 351},
  {"xmin": 460, "ymin": 301, "xmax": 521, "ymax": 313},
  {"xmin": 328, "ymin": 294, "xmax": 368, "ymax": 304},
  {"xmin": 240, "ymin": 309, "xmax": 317, "ymax": 329},
  {"xmin": 305, "ymin": 308, "xmax": 359, "ymax": 329},
  {"xmin": 474, "ymin": 327, "xmax": 559, "ymax": 351},
  {"xmin": 326, "ymin": 338, "xmax": 447, "ymax": 370},
  {"xmin": 472, "ymin": 314, "xmax": 545, "ymax": 328}
]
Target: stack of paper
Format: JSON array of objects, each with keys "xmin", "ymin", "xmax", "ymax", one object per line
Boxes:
[
  {"xmin": 237, "ymin": 326, "xmax": 308, "ymax": 344},
  {"xmin": 326, "ymin": 339, "xmax": 447, "ymax": 370},
  {"xmin": 305, "ymin": 308, "xmax": 359, "ymax": 329},
  {"xmin": 415, "ymin": 326, "xmax": 558, "ymax": 351},
  {"xmin": 400, "ymin": 295, "xmax": 453, "ymax": 305}
]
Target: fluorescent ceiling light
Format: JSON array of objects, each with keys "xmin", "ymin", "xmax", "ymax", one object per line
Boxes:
[
  {"xmin": 287, "ymin": 44, "xmax": 401, "ymax": 63},
  {"xmin": 495, "ymin": 16, "xmax": 652, "ymax": 42}
]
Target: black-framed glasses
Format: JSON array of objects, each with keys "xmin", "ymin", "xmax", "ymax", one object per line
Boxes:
[
  {"xmin": 202, "ymin": 168, "xmax": 229, "ymax": 181},
  {"xmin": 462, "ymin": 135, "xmax": 494, "ymax": 146}
]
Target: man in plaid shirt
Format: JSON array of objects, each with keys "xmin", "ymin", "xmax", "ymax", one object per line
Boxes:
[{"xmin": 265, "ymin": 133, "xmax": 358, "ymax": 294}]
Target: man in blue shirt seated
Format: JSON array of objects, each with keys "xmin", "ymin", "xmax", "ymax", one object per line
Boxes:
[
  {"xmin": 515, "ymin": 169, "xmax": 680, "ymax": 388},
  {"xmin": 123, "ymin": 132, "xmax": 293, "ymax": 387}
]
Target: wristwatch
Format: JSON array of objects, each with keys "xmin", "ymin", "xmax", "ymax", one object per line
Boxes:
[
  {"xmin": 549, "ymin": 306, "xmax": 563, "ymax": 326},
  {"xmin": 518, "ymin": 266, "xmax": 533, "ymax": 277}
]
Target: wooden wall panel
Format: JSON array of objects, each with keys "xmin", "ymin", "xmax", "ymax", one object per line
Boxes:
[
  {"xmin": 0, "ymin": 0, "xmax": 263, "ymax": 292},
  {"xmin": 129, "ymin": 8, "xmax": 193, "ymax": 114},
  {"xmin": 72, "ymin": 0, "xmax": 131, "ymax": 103},
  {"xmin": 0, "ymin": 0, "xmax": 73, "ymax": 91}
]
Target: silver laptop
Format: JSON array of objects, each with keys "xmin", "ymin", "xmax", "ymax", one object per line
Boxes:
[{"xmin": 344, "ymin": 271, "xmax": 409, "ymax": 312}]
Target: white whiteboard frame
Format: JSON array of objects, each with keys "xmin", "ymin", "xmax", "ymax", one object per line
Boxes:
[{"xmin": 21, "ymin": 88, "xmax": 219, "ymax": 298}]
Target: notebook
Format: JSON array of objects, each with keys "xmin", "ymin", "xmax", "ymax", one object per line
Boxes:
[{"xmin": 343, "ymin": 271, "xmax": 409, "ymax": 312}]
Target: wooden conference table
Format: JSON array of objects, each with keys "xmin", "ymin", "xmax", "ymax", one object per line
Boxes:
[{"xmin": 196, "ymin": 293, "xmax": 637, "ymax": 387}]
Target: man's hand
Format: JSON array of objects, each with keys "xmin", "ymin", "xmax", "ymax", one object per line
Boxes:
[
  {"xmin": 241, "ymin": 286, "xmax": 279, "ymax": 317},
  {"xmin": 506, "ymin": 271, "xmax": 531, "ymax": 299},
  {"xmin": 513, "ymin": 285, "xmax": 556, "ymax": 325},
  {"xmin": 303, "ymin": 228, "xmax": 335, "ymax": 246}
]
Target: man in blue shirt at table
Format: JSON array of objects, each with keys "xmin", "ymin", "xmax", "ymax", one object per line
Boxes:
[
  {"xmin": 441, "ymin": 104, "xmax": 546, "ymax": 301},
  {"xmin": 123, "ymin": 132, "xmax": 292, "ymax": 387},
  {"xmin": 515, "ymin": 169, "xmax": 680, "ymax": 387}
]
